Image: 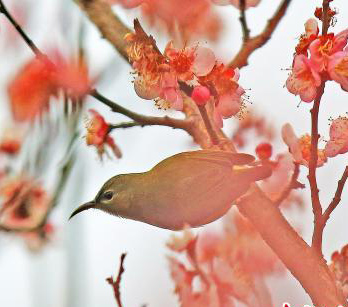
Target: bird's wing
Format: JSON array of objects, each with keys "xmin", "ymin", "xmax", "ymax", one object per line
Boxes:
[
  {"xmin": 179, "ymin": 150, "xmax": 255, "ymax": 166},
  {"xmin": 152, "ymin": 150, "xmax": 255, "ymax": 173}
]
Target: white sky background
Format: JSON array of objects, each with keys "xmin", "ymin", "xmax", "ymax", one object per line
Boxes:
[{"xmin": 1, "ymin": 0, "xmax": 348, "ymax": 307}]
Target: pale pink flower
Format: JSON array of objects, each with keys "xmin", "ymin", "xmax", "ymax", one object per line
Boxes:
[
  {"xmin": 164, "ymin": 42, "xmax": 216, "ymax": 80},
  {"xmin": 328, "ymin": 50, "xmax": 348, "ymax": 91},
  {"xmin": 212, "ymin": 0, "xmax": 260, "ymax": 9},
  {"xmin": 159, "ymin": 72, "xmax": 184, "ymax": 110},
  {"xmin": 304, "ymin": 18, "xmax": 319, "ymax": 38},
  {"xmin": 325, "ymin": 116, "xmax": 348, "ymax": 157},
  {"xmin": 214, "ymin": 87, "xmax": 244, "ymax": 128},
  {"xmin": 286, "ymin": 54, "xmax": 321, "ymax": 102},
  {"xmin": 281, "ymin": 123, "xmax": 327, "ymax": 167},
  {"xmin": 309, "ymin": 30, "xmax": 348, "ymax": 72},
  {"xmin": 192, "ymin": 47, "xmax": 216, "ymax": 77},
  {"xmin": 167, "ymin": 228, "xmax": 196, "ymax": 252}
]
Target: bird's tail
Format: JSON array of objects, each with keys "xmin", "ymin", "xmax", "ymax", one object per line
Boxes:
[{"xmin": 233, "ymin": 165, "xmax": 272, "ymax": 183}]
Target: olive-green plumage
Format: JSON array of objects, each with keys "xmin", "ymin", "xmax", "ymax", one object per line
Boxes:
[{"xmin": 70, "ymin": 150, "xmax": 271, "ymax": 230}]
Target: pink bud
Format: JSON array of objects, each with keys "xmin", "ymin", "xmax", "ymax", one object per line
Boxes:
[{"xmin": 191, "ymin": 86, "xmax": 210, "ymax": 106}]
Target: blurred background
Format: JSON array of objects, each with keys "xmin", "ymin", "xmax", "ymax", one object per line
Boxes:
[{"xmin": 0, "ymin": 0, "xmax": 348, "ymax": 306}]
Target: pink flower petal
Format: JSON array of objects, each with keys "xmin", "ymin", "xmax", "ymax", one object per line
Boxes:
[{"xmin": 192, "ymin": 47, "xmax": 216, "ymax": 77}]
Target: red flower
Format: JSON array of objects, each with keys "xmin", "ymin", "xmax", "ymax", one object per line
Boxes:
[
  {"xmin": 85, "ymin": 109, "xmax": 122, "ymax": 159},
  {"xmin": 8, "ymin": 56, "xmax": 57, "ymax": 122},
  {"xmin": 0, "ymin": 176, "xmax": 50, "ymax": 229},
  {"xmin": 8, "ymin": 53, "xmax": 91, "ymax": 122}
]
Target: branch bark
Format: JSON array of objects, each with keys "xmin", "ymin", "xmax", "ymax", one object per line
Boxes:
[{"xmin": 229, "ymin": 0, "xmax": 292, "ymax": 69}]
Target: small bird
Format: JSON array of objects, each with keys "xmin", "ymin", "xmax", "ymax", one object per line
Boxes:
[{"xmin": 69, "ymin": 150, "xmax": 271, "ymax": 230}]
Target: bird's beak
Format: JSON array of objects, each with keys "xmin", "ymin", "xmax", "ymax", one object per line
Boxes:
[{"xmin": 69, "ymin": 201, "xmax": 97, "ymax": 220}]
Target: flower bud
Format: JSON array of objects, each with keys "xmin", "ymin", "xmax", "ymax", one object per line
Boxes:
[
  {"xmin": 256, "ymin": 142, "xmax": 273, "ymax": 160},
  {"xmin": 191, "ymin": 85, "xmax": 210, "ymax": 106}
]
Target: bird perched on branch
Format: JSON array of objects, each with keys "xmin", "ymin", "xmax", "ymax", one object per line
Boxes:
[{"xmin": 69, "ymin": 150, "xmax": 271, "ymax": 230}]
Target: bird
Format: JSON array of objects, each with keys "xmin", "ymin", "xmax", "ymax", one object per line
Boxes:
[{"xmin": 69, "ymin": 150, "xmax": 272, "ymax": 230}]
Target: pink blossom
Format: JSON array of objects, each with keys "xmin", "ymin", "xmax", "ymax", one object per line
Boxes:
[
  {"xmin": 159, "ymin": 73, "xmax": 184, "ymax": 110},
  {"xmin": 328, "ymin": 50, "xmax": 348, "ymax": 92},
  {"xmin": 0, "ymin": 177, "xmax": 50, "ymax": 229},
  {"xmin": 281, "ymin": 123, "xmax": 327, "ymax": 167},
  {"xmin": 325, "ymin": 116, "xmax": 348, "ymax": 157},
  {"xmin": 191, "ymin": 47, "xmax": 216, "ymax": 77},
  {"xmin": 309, "ymin": 30, "xmax": 348, "ymax": 72},
  {"xmin": 164, "ymin": 42, "xmax": 216, "ymax": 80},
  {"xmin": 214, "ymin": 87, "xmax": 244, "ymax": 128},
  {"xmin": 286, "ymin": 54, "xmax": 321, "ymax": 102},
  {"xmin": 212, "ymin": 0, "xmax": 260, "ymax": 9},
  {"xmin": 304, "ymin": 18, "xmax": 319, "ymax": 38}
]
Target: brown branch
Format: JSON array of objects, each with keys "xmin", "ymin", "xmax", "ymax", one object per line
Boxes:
[
  {"xmin": 106, "ymin": 253, "xmax": 127, "ymax": 307},
  {"xmin": 321, "ymin": 0, "xmax": 331, "ymax": 36},
  {"xmin": 229, "ymin": 0, "xmax": 292, "ymax": 69},
  {"xmin": 239, "ymin": 0, "xmax": 250, "ymax": 42},
  {"xmin": 323, "ymin": 165, "xmax": 348, "ymax": 224},
  {"xmin": 274, "ymin": 162, "xmax": 304, "ymax": 206},
  {"xmin": 109, "ymin": 122, "xmax": 141, "ymax": 130},
  {"xmin": 0, "ymin": 0, "xmax": 42, "ymax": 56},
  {"xmin": 91, "ymin": 89, "xmax": 194, "ymax": 132},
  {"xmin": 75, "ymin": 0, "xmax": 131, "ymax": 62},
  {"xmin": 309, "ymin": 82, "xmax": 325, "ymax": 254},
  {"xmin": 197, "ymin": 105, "xmax": 219, "ymax": 145}
]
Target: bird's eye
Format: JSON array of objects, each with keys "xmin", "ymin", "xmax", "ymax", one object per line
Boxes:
[{"xmin": 103, "ymin": 191, "xmax": 114, "ymax": 200}]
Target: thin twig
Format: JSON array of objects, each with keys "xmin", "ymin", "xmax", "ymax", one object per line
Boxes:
[
  {"xmin": 0, "ymin": 0, "xmax": 42, "ymax": 56},
  {"xmin": 197, "ymin": 106, "xmax": 219, "ymax": 145},
  {"xmin": 106, "ymin": 253, "xmax": 127, "ymax": 307},
  {"xmin": 239, "ymin": 0, "xmax": 250, "ymax": 42},
  {"xmin": 229, "ymin": 0, "xmax": 292, "ymax": 69},
  {"xmin": 274, "ymin": 163, "xmax": 304, "ymax": 206},
  {"xmin": 323, "ymin": 165, "xmax": 348, "ymax": 223},
  {"xmin": 109, "ymin": 122, "xmax": 142, "ymax": 130},
  {"xmin": 309, "ymin": 82, "xmax": 325, "ymax": 254},
  {"xmin": 91, "ymin": 89, "xmax": 193, "ymax": 132}
]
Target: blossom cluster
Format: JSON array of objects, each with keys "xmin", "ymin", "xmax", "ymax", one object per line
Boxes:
[
  {"xmin": 0, "ymin": 175, "xmax": 53, "ymax": 251},
  {"xmin": 167, "ymin": 212, "xmax": 282, "ymax": 307},
  {"xmin": 8, "ymin": 53, "xmax": 90, "ymax": 122},
  {"xmin": 85, "ymin": 109, "xmax": 121, "ymax": 160},
  {"xmin": 286, "ymin": 18, "xmax": 348, "ymax": 102},
  {"xmin": 107, "ymin": 0, "xmax": 261, "ymax": 42},
  {"xmin": 126, "ymin": 24, "xmax": 246, "ymax": 127}
]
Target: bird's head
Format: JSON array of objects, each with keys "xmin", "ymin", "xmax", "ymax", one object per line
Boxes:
[{"xmin": 69, "ymin": 174, "xmax": 134, "ymax": 220}]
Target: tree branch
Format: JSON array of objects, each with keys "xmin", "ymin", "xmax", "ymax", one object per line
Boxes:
[
  {"xmin": 236, "ymin": 186, "xmax": 347, "ymax": 307},
  {"xmin": 239, "ymin": 0, "xmax": 250, "ymax": 42},
  {"xmin": 106, "ymin": 253, "xmax": 127, "ymax": 307},
  {"xmin": 321, "ymin": 0, "xmax": 331, "ymax": 36},
  {"xmin": 75, "ymin": 0, "xmax": 131, "ymax": 62},
  {"xmin": 323, "ymin": 165, "xmax": 348, "ymax": 225},
  {"xmin": 274, "ymin": 162, "xmax": 304, "ymax": 206},
  {"xmin": 229, "ymin": 0, "xmax": 292, "ymax": 69},
  {"xmin": 109, "ymin": 121, "xmax": 142, "ymax": 130},
  {"xmin": 309, "ymin": 82, "xmax": 325, "ymax": 254},
  {"xmin": 0, "ymin": 0, "xmax": 42, "ymax": 56},
  {"xmin": 91, "ymin": 89, "xmax": 194, "ymax": 132}
]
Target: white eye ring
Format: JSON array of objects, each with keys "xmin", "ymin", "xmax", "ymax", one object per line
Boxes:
[{"xmin": 103, "ymin": 191, "xmax": 114, "ymax": 200}]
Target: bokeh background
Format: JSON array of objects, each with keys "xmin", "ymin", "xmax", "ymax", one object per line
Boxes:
[{"xmin": 0, "ymin": 0, "xmax": 348, "ymax": 306}]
